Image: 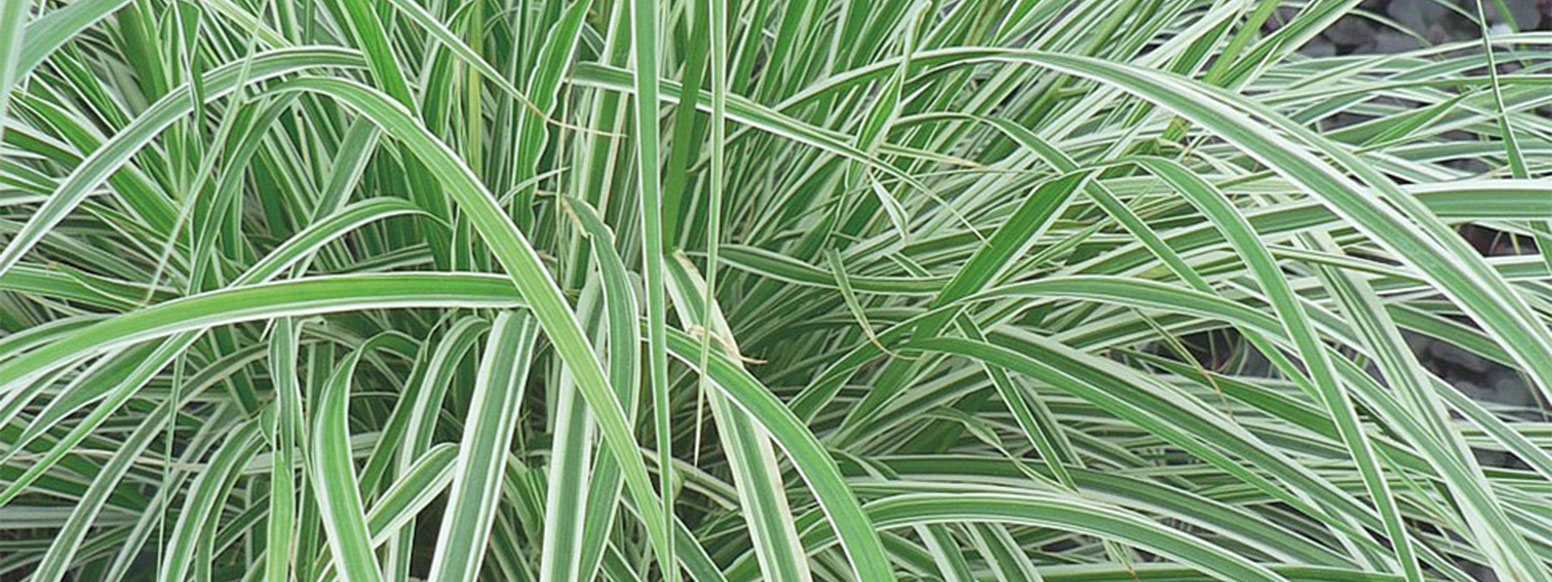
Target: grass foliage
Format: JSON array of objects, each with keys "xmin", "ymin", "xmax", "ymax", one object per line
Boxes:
[{"xmin": 2, "ymin": 0, "xmax": 1552, "ymax": 580}]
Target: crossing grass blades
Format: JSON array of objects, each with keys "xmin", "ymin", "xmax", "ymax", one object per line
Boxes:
[{"xmin": 1, "ymin": 1, "xmax": 1551, "ymax": 581}]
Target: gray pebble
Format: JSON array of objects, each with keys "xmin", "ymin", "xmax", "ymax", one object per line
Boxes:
[
  {"xmin": 1475, "ymin": 0, "xmax": 1542, "ymax": 30},
  {"xmin": 1389, "ymin": 0, "xmax": 1452, "ymax": 32},
  {"xmin": 1325, "ymin": 17, "xmax": 1378, "ymax": 46},
  {"xmin": 1301, "ymin": 38, "xmax": 1338, "ymax": 57},
  {"xmin": 1492, "ymin": 375, "xmax": 1534, "ymax": 406},
  {"xmin": 1369, "ymin": 30, "xmax": 1424, "ymax": 52},
  {"xmin": 1428, "ymin": 342, "xmax": 1490, "ymax": 373}
]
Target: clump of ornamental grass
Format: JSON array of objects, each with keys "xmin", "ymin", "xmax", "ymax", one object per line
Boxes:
[{"xmin": 2, "ymin": 0, "xmax": 1551, "ymax": 581}]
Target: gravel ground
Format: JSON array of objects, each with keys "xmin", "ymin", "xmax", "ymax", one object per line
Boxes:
[
  {"xmin": 1296, "ymin": 0, "xmax": 1552, "ymax": 57},
  {"xmin": 1299, "ymin": 4, "xmax": 1549, "ymax": 580},
  {"xmin": 1295, "ymin": 0, "xmax": 1548, "ymax": 432}
]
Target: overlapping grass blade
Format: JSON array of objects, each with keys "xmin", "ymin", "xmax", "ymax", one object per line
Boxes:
[
  {"xmin": 5, "ymin": 3, "xmax": 1551, "ymax": 581},
  {"xmin": 426, "ymin": 311, "xmax": 538, "ymax": 582}
]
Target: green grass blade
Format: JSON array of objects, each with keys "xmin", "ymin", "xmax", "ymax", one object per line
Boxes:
[
  {"xmin": 310, "ymin": 341, "xmax": 386, "ymax": 582},
  {"xmin": 426, "ymin": 311, "xmax": 539, "ymax": 582},
  {"xmin": 628, "ymin": 0, "xmax": 678, "ymax": 576}
]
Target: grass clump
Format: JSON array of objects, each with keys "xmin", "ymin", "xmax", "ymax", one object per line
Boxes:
[{"xmin": 2, "ymin": 1, "xmax": 1551, "ymax": 581}]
